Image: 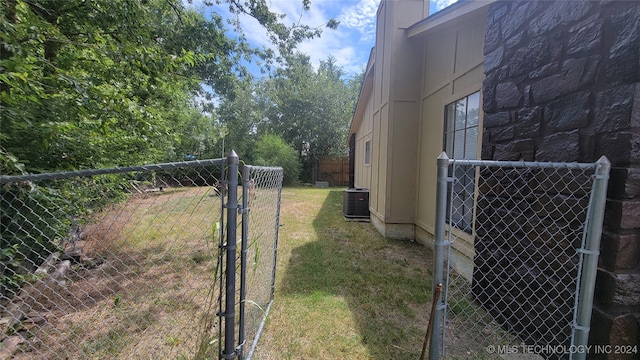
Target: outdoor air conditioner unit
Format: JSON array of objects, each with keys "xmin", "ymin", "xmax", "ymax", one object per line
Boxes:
[{"xmin": 343, "ymin": 188, "xmax": 370, "ymax": 221}]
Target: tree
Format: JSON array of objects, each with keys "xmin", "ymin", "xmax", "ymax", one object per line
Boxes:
[
  {"xmin": 253, "ymin": 133, "xmax": 301, "ymax": 186},
  {"xmin": 170, "ymin": 109, "xmax": 222, "ymax": 161},
  {"xmin": 212, "ymin": 0, "xmax": 340, "ymax": 66},
  {"xmin": 1, "ymin": 0, "xmax": 219, "ymax": 171},
  {"xmin": 215, "ymin": 78, "xmax": 269, "ymax": 161},
  {"xmin": 259, "ymin": 54, "xmax": 362, "ymax": 181},
  {"xmin": 0, "ymin": 0, "xmax": 335, "ymax": 174},
  {"xmin": 0, "ymin": 0, "xmax": 341, "ymax": 305}
]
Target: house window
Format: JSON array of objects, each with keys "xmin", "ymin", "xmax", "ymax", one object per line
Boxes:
[
  {"xmin": 365, "ymin": 140, "xmax": 371, "ymax": 166},
  {"xmin": 444, "ymin": 91, "xmax": 480, "ymax": 232}
]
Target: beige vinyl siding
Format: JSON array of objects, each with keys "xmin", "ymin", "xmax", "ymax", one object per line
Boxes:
[
  {"xmin": 415, "ymin": 8, "xmax": 487, "ymax": 254},
  {"xmin": 347, "ymin": 0, "xmax": 490, "ymax": 242},
  {"xmin": 388, "ymin": 101, "xmax": 420, "ymax": 222},
  {"xmin": 354, "ymin": 95, "xmax": 373, "ymax": 189}
]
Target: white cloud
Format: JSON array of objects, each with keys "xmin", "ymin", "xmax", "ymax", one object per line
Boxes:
[
  {"xmin": 433, "ymin": 0, "xmax": 459, "ymax": 12},
  {"xmin": 298, "ymin": 32, "xmax": 360, "ymax": 74},
  {"xmin": 185, "ymin": 0, "xmax": 375, "ymax": 78},
  {"xmin": 291, "ymin": 0, "xmax": 377, "ymax": 76},
  {"xmin": 338, "ymin": 0, "xmax": 379, "ymax": 42},
  {"xmin": 256, "ymin": 0, "xmax": 374, "ymax": 77}
]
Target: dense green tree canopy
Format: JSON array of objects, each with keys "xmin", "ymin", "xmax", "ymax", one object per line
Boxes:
[
  {"xmin": 2, "ymin": 0, "xmax": 214, "ymax": 171},
  {"xmin": 214, "ymin": 78, "xmax": 268, "ymax": 160},
  {"xmin": 215, "ymin": 54, "xmax": 363, "ymax": 183},
  {"xmin": 0, "ymin": 0, "xmax": 338, "ymax": 175},
  {"xmin": 260, "ymin": 54, "xmax": 362, "ymax": 182}
]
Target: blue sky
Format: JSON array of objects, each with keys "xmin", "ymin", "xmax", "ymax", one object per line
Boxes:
[{"xmin": 188, "ymin": 0, "xmax": 460, "ymax": 79}]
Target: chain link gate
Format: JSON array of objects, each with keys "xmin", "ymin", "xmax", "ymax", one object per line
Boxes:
[
  {"xmin": 428, "ymin": 153, "xmax": 609, "ymax": 360},
  {"xmin": 218, "ymin": 154, "xmax": 283, "ymax": 360},
  {"xmin": 0, "ymin": 151, "xmax": 283, "ymax": 360},
  {"xmin": 238, "ymin": 165, "xmax": 283, "ymax": 360}
]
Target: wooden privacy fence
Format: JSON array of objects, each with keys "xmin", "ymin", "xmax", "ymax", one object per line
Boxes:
[{"xmin": 316, "ymin": 157, "xmax": 349, "ymax": 187}]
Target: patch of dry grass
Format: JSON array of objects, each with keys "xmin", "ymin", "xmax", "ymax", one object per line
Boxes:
[
  {"xmin": 7, "ymin": 187, "xmax": 222, "ymax": 360},
  {"xmin": 5, "ymin": 186, "xmax": 439, "ymax": 360},
  {"xmin": 254, "ymin": 188, "xmax": 433, "ymax": 360}
]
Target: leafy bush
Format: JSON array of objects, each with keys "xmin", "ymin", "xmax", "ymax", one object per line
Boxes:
[{"xmin": 253, "ymin": 134, "xmax": 301, "ymax": 186}]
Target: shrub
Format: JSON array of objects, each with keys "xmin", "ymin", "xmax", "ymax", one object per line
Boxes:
[{"xmin": 253, "ymin": 134, "xmax": 301, "ymax": 186}]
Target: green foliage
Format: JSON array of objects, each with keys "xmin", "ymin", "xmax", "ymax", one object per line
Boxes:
[
  {"xmin": 169, "ymin": 108, "xmax": 222, "ymax": 161},
  {"xmin": 0, "ymin": 0, "xmax": 330, "ymax": 172},
  {"xmin": 259, "ymin": 54, "xmax": 363, "ymax": 181},
  {"xmin": 220, "ymin": 0, "xmax": 338, "ymax": 62},
  {"xmin": 215, "ymin": 79, "xmax": 268, "ymax": 160},
  {"xmin": 0, "ymin": 0, "xmax": 342, "ymax": 296},
  {"xmin": 253, "ymin": 133, "xmax": 301, "ymax": 186},
  {"xmin": 1, "ymin": 182, "xmax": 62, "ymax": 294},
  {"xmin": 0, "ymin": 243, "xmax": 22, "ymax": 293},
  {"xmin": 0, "ymin": 146, "xmax": 25, "ymax": 175},
  {"xmin": 217, "ymin": 55, "xmax": 362, "ymax": 182},
  {"xmin": 1, "ymin": 0, "xmax": 210, "ymax": 171}
]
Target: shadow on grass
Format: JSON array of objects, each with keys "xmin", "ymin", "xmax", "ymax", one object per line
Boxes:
[{"xmin": 280, "ymin": 190, "xmax": 433, "ymax": 360}]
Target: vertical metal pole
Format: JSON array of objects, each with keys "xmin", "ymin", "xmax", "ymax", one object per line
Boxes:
[
  {"xmin": 237, "ymin": 166, "xmax": 250, "ymax": 360},
  {"xmin": 218, "ymin": 163, "xmax": 227, "ymax": 358},
  {"xmin": 270, "ymin": 169, "xmax": 284, "ymax": 301},
  {"xmin": 222, "ymin": 150, "xmax": 239, "ymax": 360},
  {"xmin": 572, "ymin": 156, "xmax": 610, "ymax": 360},
  {"xmin": 429, "ymin": 152, "xmax": 450, "ymax": 360}
]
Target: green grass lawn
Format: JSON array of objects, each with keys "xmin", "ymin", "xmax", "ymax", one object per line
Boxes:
[{"xmin": 254, "ymin": 188, "xmax": 433, "ymax": 360}]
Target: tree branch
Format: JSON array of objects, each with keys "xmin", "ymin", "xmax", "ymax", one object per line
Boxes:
[{"xmin": 166, "ymin": 0, "xmax": 184, "ymax": 26}]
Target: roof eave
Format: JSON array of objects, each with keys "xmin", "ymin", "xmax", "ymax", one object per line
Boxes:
[
  {"xmin": 407, "ymin": 0, "xmax": 495, "ymax": 38},
  {"xmin": 347, "ymin": 47, "xmax": 376, "ymax": 144}
]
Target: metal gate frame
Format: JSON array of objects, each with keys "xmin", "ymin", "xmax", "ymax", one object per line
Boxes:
[
  {"xmin": 429, "ymin": 152, "xmax": 610, "ymax": 360},
  {"xmin": 219, "ymin": 151, "xmax": 284, "ymax": 360}
]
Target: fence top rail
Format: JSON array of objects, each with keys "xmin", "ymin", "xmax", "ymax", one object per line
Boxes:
[
  {"xmin": 0, "ymin": 158, "xmax": 227, "ymax": 184},
  {"xmin": 442, "ymin": 153, "xmax": 609, "ymax": 171},
  {"xmin": 243, "ymin": 165, "xmax": 284, "ymax": 172}
]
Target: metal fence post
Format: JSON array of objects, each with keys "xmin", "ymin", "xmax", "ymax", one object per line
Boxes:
[
  {"xmin": 237, "ymin": 165, "xmax": 250, "ymax": 360},
  {"xmin": 429, "ymin": 152, "xmax": 450, "ymax": 360},
  {"xmin": 270, "ymin": 170, "xmax": 283, "ymax": 302},
  {"xmin": 223, "ymin": 150, "xmax": 239, "ymax": 360},
  {"xmin": 572, "ymin": 156, "xmax": 610, "ymax": 360}
]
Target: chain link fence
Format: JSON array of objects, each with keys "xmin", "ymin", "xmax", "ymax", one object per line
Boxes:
[
  {"xmin": 0, "ymin": 154, "xmax": 283, "ymax": 360},
  {"xmin": 238, "ymin": 165, "xmax": 283, "ymax": 360},
  {"xmin": 429, "ymin": 154, "xmax": 609, "ymax": 360}
]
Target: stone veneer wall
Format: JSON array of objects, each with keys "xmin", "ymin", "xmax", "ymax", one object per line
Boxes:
[
  {"xmin": 480, "ymin": 1, "xmax": 639, "ymax": 358},
  {"xmin": 472, "ymin": 164, "xmax": 593, "ymax": 354}
]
